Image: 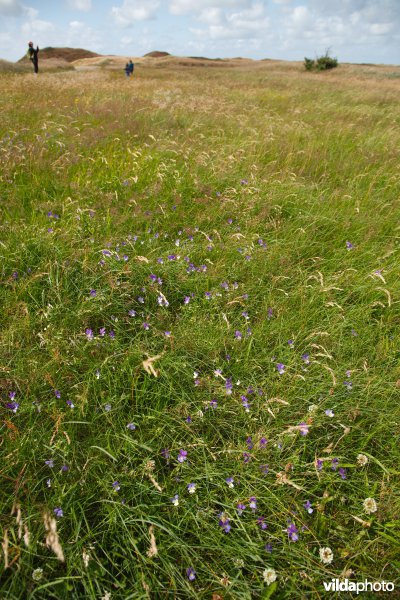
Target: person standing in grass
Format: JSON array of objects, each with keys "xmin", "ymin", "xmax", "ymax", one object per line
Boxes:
[
  {"xmin": 27, "ymin": 41, "xmax": 39, "ymax": 74},
  {"xmin": 129, "ymin": 59, "xmax": 134, "ymax": 76},
  {"xmin": 124, "ymin": 62, "xmax": 131, "ymax": 78}
]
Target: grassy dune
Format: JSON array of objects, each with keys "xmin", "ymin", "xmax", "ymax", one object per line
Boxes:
[{"xmin": 1, "ymin": 61, "xmax": 400, "ymax": 599}]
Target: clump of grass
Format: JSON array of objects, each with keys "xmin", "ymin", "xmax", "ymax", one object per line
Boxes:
[{"xmin": 0, "ymin": 63, "xmax": 400, "ymax": 598}]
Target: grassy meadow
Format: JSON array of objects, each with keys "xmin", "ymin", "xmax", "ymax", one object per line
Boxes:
[{"xmin": 1, "ymin": 59, "xmax": 400, "ymax": 599}]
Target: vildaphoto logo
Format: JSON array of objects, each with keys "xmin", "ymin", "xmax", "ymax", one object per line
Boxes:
[{"xmin": 323, "ymin": 579, "xmax": 395, "ymax": 594}]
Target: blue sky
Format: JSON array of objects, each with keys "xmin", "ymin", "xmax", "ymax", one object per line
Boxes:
[{"xmin": 0, "ymin": 0, "xmax": 399, "ymax": 64}]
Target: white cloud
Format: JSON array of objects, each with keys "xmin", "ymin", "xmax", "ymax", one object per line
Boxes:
[
  {"xmin": 67, "ymin": 0, "xmax": 92, "ymax": 11},
  {"xmin": 0, "ymin": 0, "xmax": 23, "ymax": 16},
  {"xmin": 190, "ymin": 1, "xmax": 269, "ymax": 41},
  {"xmin": 111, "ymin": 0, "xmax": 160, "ymax": 26},
  {"xmin": 0, "ymin": 0, "xmax": 36, "ymax": 17},
  {"xmin": 169, "ymin": 0, "xmax": 252, "ymax": 15},
  {"xmin": 21, "ymin": 19, "xmax": 55, "ymax": 35}
]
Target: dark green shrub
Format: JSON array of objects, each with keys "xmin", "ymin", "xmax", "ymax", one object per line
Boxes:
[
  {"xmin": 304, "ymin": 51, "xmax": 338, "ymax": 71},
  {"xmin": 304, "ymin": 57, "xmax": 315, "ymax": 71}
]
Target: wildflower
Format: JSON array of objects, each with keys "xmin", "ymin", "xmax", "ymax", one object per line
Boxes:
[
  {"xmin": 276, "ymin": 363, "xmax": 285, "ymax": 375},
  {"xmin": 112, "ymin": 481, "xmax": 120, "ymax": 492},
  {"xmin": 357, "ymin": 454, "xmax": 368, "ymax": 466},
  {"xmin": 171, "ymin": 494, "xmax": 179, "ymax": 506},
  {"xmin": 257, "ymin": 517, "xmax": 268, "ymax": 530},
  {"xmin": 287, "ymin": 522, "xmax": 298, "ymax": 541},
  {"xmin": 246, "ymin": 436, "xmax": 253, "ymax": 450},
  {"xmin": 267, "ymin": 307, "xmax": 273, "ymax": 319},
  {"xmin": 298, "ymin": 422, "xmax": 309, "ymax": 436},
  {"xmin": 46, "ymin": 479, "xmax": 51, "ymax": 488},
  {"xmin": 363, "ymin": 498, "xmax": 377, "ymax": 514},
  {"xmin": 210, "ymin": 398, "xmax": 217, "ymax": 409},
  {"xmin": 99, "ymin": 327, "xmax": 106, "ymax": 337},
  {"xmin": 61, "ymin": 465, "xmax": 69, "ymax": 472},
  {"xmin": 263, "ymin": 567, "xmax": 277, "ymax": 585},
  {"xmin": 346, "ymin": 241, "xmax": 354, "ymax": 250},
  {"xmin": 54, "ymin": 390, "xmax": 61, "ymax": 399},
  {"xmin": 164, "ymin": 331, "xmax": 171, "ymax": 337},
  {"xmin": 126, "ymin": 423, "xmax": 136, "ymax": 430},
  {"xmin": 219, "ymin": 515, "xmax": 231, "ymax": 533},
  {"xmin": 288, "ymin": 339, "xmax": 294, "ymax": 347},
  {"xmin": 177, "ymin": 449, "xmax": 187, "ymax": 463},
  {"xmin": 259, "ymin": 437, "xmax": 268, "ymax": 448},
  {"xmin": 249, "ymin": 497, "xmax": 257, "ymax": 512},
  {"xmin": 186, "ymin": 567, "xmax": 196, "ymax": 581},
  {"xmin": 235, "ymin": 330, "xmax": 242, "ymax": 340},
  {"xmin": 66, "ymin": 399, "xmax": 74, "ymax": 408},
  {"xmin": 331, "ymin": 458, "xmax": 339, "ymax": 471},
  {"xmin": 319, "ymin": 547, "xmax": 334, "ymax": 564},
  {"xmin": 240, "ymin": 178, "xmax": 248, "ymax": 185},
  {"xmin": 339, "ymin": 467, "xmax": 347, "ymax": 480},
  {"xmin": 316, "ymin": 459, "xmax": 323, "ymax": 471},
  {"xmin": 89, "ymin": 289, "xmax": 97, "ymax": 297},
  {"xmin": 301, "ymin": 353, "xmax": 310, "ymax": 364},
  {"xmin": 143, "ymin": 322, "xmax": 150, "ymax": 330},
  {"xmin": 53, "ymin": 508, "xmax": 63, "ymax": 518},
  {"xmin": 241, "ymin": 396, "xmax": 250, "ymax": 412},
  {"xmin": 225, "ymin": 378, "xmax": 233, "ymax": 394},
  {"xmin": 6, "ymin": 400, "xmax": 19, "ymax": 413},
  {"xmin": 104, "ymin": 404, "xmax": 111, "ymax": 412},
  {"xmin": 161, "ymin": 448, "xmax": 170, "ymax": 460},
  {"xmin": 226, "ymin": 477, "xmax": 234, "ymax": 488},
  {"xmin": 187, "ymin": 483, "xmax": 196, "ymax": 494},
  {"xmin": 243, "ymin": 452, "xmax": 251, "ymax": 463},
  {"xmin": 128, "ymin": 309, "xmax": 136, "ymax": 317},
  {"xmin": 303, "ymin": 500, "xmax": 313, "ymax": 514},
  {"xmin": 265, "ymin": 543, "xmax": 273, "ymax": 553},
  {"xmin": 260, "ymin": 464, "xmax": 269, "ymax": 475},
  {"xmin": 85, "ymin": 328, "xmax": 94, "ymax": 340},
  {"xmin": 45, "ymin": 460, "xmax": 54, "ymax": 468},
  {"xmin": 32, "ymin": 568, "xmax": 44, "ymax": 582},
  {"xmin": 237, "ymin": 503, "xmax": 246, "ymax": 516},
  {"xmin": 325, "ymin": 409, "xmax": 334, "ymax": 417},
  {"xmin": 344, "ymin": 379, "xmax": 352, "ymax": 391}
]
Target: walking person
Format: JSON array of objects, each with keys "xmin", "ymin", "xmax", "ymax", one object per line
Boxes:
[
  {"xmin": 124, "ymin": 62, "xmax": 131, "ymax": 78},
  {"xmin": 27, "ymin": 41, "xmax": 39, "ymax": 74},
  {"xmin": 129, "ymin": 59, "xmax": 134, "ymax": 76}
]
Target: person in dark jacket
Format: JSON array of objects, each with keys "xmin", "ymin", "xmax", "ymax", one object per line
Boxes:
[
  {"xmin": 129, "ymin": 60, "xmax": 134, "ymax": 75},
  {"xmin": 124, "ymin": 62, "xmax": 131, "ymax": 77},
  {"xmin": 27, "ymin": 42, "xmax": 39, "ymax": 73}
]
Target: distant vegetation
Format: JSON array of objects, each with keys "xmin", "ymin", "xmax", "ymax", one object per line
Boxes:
[
  {"xmin": 18, "ymin": 46, "xmax": 100, "ymax": 63},
  {"xmin": 304, "ymin": 51, "xmax": 338, "ymax": 71}
]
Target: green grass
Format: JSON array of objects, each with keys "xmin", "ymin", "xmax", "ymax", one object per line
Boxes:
[{"xmin": 1, "ymin": 62, "xmax": 400, "ymax": 599}]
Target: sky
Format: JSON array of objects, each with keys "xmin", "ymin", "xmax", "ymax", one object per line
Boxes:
[{"xmin": 0, "ymin": 0, "xmax": 399, "ymax": 64}]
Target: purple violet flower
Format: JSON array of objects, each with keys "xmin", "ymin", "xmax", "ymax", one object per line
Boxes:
[
  {"xmin": 287, "ymin": 522, "xmax": 299, "ymax": 542},
  {"xmin": 276, "ymin": 363, "xmax": 285, "ymax": 375},
  {"xmin": 186, "ymin": 567, "xmax": 196, "ymax": 581},
  {"xmin": 53, "ymin": 508, "xmax": 63, "ymax": 518},
  {"xmin": 304, "ymin": 500, "xmax": 313, "ymax": 514},
  {"xmin": 237, "ymin": 503, "xmax": 246, "ymax": 516},
  {"xmin": 177, "ymin": 449, "xmax": 188, "ymax": 463}
]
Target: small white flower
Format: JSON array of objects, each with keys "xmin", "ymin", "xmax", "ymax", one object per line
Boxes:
[
  {"xmin": 319, "ymin": 547, "xmax": 334, "ymax": 564},
  {"xmin": 197, "ymin": 409, "xmax": 204, "ymax": 418},
  {"xmin": 357, "ymin": 454, "xmax": 368, "ymax": 466},
  {"xmin": 263, "ymin": 567, "xmax": 277, "ymax": 585},
  {"xmin": 363, "ymin": 497, "xmax": 377, "ymax": 514},
  {"xmin": 32, "ymin": 568, "xmax": 43, "ymax": 582},
  {"xmin": 82, "ymin": 550, "xmax": 90, "ymax": 568},
  {"xmin": 325, "ymin": 409, "xmax": 334, "ymax": 418}
]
